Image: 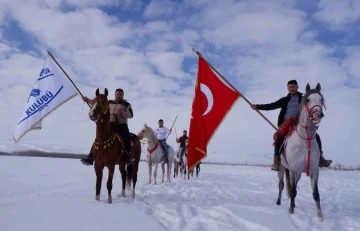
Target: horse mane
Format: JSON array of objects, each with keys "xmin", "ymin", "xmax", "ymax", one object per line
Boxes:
[
  {"xmin": 299, "ymin": 89, "xmax": 325, "ymax": 113},
  {"xmin": 146, "ymin": 125, "xmax": 157, "ymax": 142}
]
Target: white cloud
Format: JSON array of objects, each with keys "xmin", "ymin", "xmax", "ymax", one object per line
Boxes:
[
  {"xmin": 143, "ymin": 0, "xmax": 177, "ymax": 19},
  {"xmin": 0, "ymin": 0, "xmax": 359, "ymax": 167},
  {"xmin": 313, "ymin": 0, "xmax": 360, "ymax": 31},
  {"xmin": 146, "ymin": 51, "xmax": 185, "ymax": 79},
  {"xmin": 198, "ymin": 1, "xmax": 307, "ymax": 48},
  {"xmin": 7, "ymin": 3, "xmax": 133, "ymax": 51},
  {"xmin": 342, "ymin": 46, "xmax": 360, "ymax": 87}
]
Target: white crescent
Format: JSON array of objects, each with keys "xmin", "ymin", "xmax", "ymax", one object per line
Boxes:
[{"xmin": 200, "ymin": 83, "xmax": 214, "ymax": 116}]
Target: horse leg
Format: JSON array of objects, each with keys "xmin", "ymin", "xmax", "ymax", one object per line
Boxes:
[
  {"xmin": 311, "ymin": 170, "xmax": 324, "ymax": 221},
  {"xmin": 154, "ymin": 163, "xmax": 159, "ymax": 184},
  {"xmin": 148, "ymin": 159, "xmax": 152, "ymax": 184},
  {"xmin": 173, "ymin": 162, "xmax": 176, "ymax": 178},
  {"xmin": 184, "ymin": 165, "xmax": 187, "ymax": 180},
  {"xmin": 131, "ymin": 162, "xmax": 139, "ymax": 199},
  {"xmin": 161, "ymin": 163, "xmax": 165, "ymax": 183},
  {"xmin": 289, "ymin": 172, "xmax": 301, "ymax": 214},
  {"xmin": 95, "ymin": 163, "xmax": 104, "ymax": 201},
  {"xmin": 119, "ymin": 163, "xmax": 126, "ymax": 197},
  {"xmin": 276, "ymin": 164, "xmax": 285, "ymax": 205},
  {"xmin": 167, "ymin": 161, "xmax": 171, "ymax": 183},
  {"xmin": 106, "ymin": 164, "xmax": 115, "ymax": 204}
]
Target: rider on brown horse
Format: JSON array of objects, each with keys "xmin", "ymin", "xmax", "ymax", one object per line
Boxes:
[
  {"xmin": 81, "ymin": 88, "xmax": 135, "ymax": 166},
  {"xmin": 250, "ymin": 80, "xmax": 332, "ymax": 171}
]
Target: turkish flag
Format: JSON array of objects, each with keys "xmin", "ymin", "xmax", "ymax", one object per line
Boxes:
[{"xmin": 187, "ymin": 56, "xmax": 241, "ymax": 171}]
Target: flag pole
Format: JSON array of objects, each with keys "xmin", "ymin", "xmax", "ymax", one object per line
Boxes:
[
  {"xmin": 192, "ymin": 48, "xmax": 278, "ymax": 131},
  {"xmin": 47, "ymin": 50, "xmax": 91, "ymax": 108}
]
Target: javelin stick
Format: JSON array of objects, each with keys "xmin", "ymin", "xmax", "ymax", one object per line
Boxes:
[
  {"xmin": 174, "ymin": 127, "xmax": 180, "ymax": 148},
  {"xmin": 166, "ymin": 115, "xmax": 178, "ymax": 140}
]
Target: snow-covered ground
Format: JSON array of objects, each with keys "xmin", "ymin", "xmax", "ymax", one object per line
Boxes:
[{"xmin": 1, "ymin": 156, "xmax": 359, "ymax": 231}]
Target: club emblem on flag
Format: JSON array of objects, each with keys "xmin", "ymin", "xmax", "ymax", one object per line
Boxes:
[{"xmin": 14, "ymin": 52, "xmax": 79, "ymax": 142}]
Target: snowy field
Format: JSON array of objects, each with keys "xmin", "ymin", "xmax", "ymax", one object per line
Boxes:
[{"xmin": 1, "ymin": 156, "xmax": 359, "ymax": 231}]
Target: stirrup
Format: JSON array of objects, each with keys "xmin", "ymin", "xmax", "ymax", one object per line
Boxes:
[
  {"xmin": 271, "ymin": 156, "xmax": 280, "ymax": 171},
  {"xmin": 81, "ymin": 157, "xmax": 93, "ymax": 166},
  {"xmin": 125, "ymin": 157, "xmax": 135, "ymax": 165}
]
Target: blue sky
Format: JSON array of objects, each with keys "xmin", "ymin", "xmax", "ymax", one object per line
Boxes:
[{"xmin": 0, "ymin": 0, "xmax": 359, "ymax": 165}]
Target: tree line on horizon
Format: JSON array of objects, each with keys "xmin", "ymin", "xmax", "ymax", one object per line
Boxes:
[{"xmin": 0, "ymin": 150, "xmax": 359, "ymax": 171}]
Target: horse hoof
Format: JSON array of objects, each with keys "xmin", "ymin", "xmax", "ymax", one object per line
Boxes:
[
  {"xmin": 318, "ymin": 213, "xmax": 324, "ymax": 222},
  {"xmin": 289, "ymin": 207, "xmax": 294, "ymax": 214},
  {"xmin": 95, "ymin": 195, "xmax": 100, "ymax": 201},
  {"xmin": 108, "ymin": 198, "xmax": 112, "ymax": 204},
  {"xmin": 276, "ymin": 201, "xmax": 281, "ymax": 205}
]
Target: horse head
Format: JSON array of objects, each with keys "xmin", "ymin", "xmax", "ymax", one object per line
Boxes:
[
  {"xmin": 89, "ymin": 88, "xmax": 110, "ymax": 123},
  {"xmin": 302, "ymin": 83, "xmax": 325, "ymax": 125},
  {"xmin": 138, "ymin": 123, "xmax": 150, "ymax": 138}
]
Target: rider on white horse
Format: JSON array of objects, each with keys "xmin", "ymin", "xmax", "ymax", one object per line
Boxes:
[
  {"xmin": 176, "ymin": 130, "xmax": 188, "ymax": 163},
  {"xmin": 155, "ymin": 119, "xmax": 172, "ymax": 162},
  {"xmin": 250, "ymin": 80, "xmax": 332, "ymax": 171}
]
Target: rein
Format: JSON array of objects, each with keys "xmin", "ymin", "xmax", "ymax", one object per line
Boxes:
[
  {"xmin": 295, "ymin": 91, "xmax": 325, "ymax": 176},
  {"xmin": 139, "ymin": 126, "xmax": 164, "ymax": 165},
  {"xmin": 92, "ymin": 99, "xmax": 113, "ymax": 162}
]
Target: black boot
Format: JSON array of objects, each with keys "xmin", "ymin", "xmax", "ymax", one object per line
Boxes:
[
  {"xmin": 81, "ymin": 151, "xmax": 94, "ymax": 166},
  {"xmin": 124, "ymin": 149, "xmax": 135, "ymax": 165},
  {"xmin": 319, "ymin": 151, "xmax": 332, "ymax": 168},
  {"xmin": 271, "ymin": 134, "xmax": 284, "ymax": 171}
]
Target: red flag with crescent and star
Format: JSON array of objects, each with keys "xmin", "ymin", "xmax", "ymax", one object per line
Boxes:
[{"xmin": 187, "ymin": 56, "xmax": 241, "ymax": 171}]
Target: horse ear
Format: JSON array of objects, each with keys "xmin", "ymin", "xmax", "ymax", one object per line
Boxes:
[
  {"xmin": 316, "ymin": 83, "xmax": 321, "ymax": 92},
  {"xmin": 104, "ymin": 88, "xmax": 108, "ymax": 97},
  {"xmin": 305, "ymin": 83, "xmax": 310, "ymax": 93},
  {"xmin": 96, "ymin": 88, "xmax": 99, "ymax": 96}
]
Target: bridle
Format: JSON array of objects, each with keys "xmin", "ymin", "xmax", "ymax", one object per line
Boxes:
[
  {"xmin": 92, "ymin": 97, "xmax": 110, "ymax": 124},
  {"xmin": 303, "ymin": 90, "xmax": 326, "ymax": 123},
  {"xmin": 296, "ymin": 90, "xmax": 326, "ymax": 138},
  {"xmin": 294, "ymin": 90, "xmax": 326, "ymax": 176},
  {"xmin": 91, "ymin": 96, "xmax": 112, "ymax": 162}
]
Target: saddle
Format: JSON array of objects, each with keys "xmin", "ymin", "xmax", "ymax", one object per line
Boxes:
[{"xmin": 273, "ymin": 118, "xmax": 298, "ymax": 153}]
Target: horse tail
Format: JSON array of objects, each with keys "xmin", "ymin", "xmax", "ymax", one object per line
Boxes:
[
  {"xmin": 126, "ymin": 134, "xmax": 141, "ymax": 189},
  {"xmin": 285, "ymin": 169, "xmax": 291, "ymax": 199},
  {"xmin": 126, "ymin": 164, "xmax": 133, "ymax": 189}
]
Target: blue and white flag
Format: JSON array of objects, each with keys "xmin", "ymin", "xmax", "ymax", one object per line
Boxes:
[{"xmin": 14, "ymin": 54, "xmax": 78, "ymax": 142}]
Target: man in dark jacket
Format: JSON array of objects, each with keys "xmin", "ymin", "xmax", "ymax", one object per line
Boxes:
[
  {"xmin": 80, "ymin": 88, "xmax": 135, "ymax": 166},
  {"xmin": 250, "ymin": 80, "xmax": 332, "ymax": 171},
  {"xmin": 176, "ymin": 130, "xmax": 188, "ymax": 163}
]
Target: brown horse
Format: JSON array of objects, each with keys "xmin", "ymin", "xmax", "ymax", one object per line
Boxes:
[{"xmin": 88, "ymin": 88, "xmax": 141, "ymax": 203}]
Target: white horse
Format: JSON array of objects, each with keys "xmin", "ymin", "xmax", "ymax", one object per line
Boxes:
[
  {"xmin": 276, "ymin": 83, "xmax": 326, "ymax": 222},
  {"xmin": 139, "ymin": 124, "xmax": 175, "ymax": 184}
]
